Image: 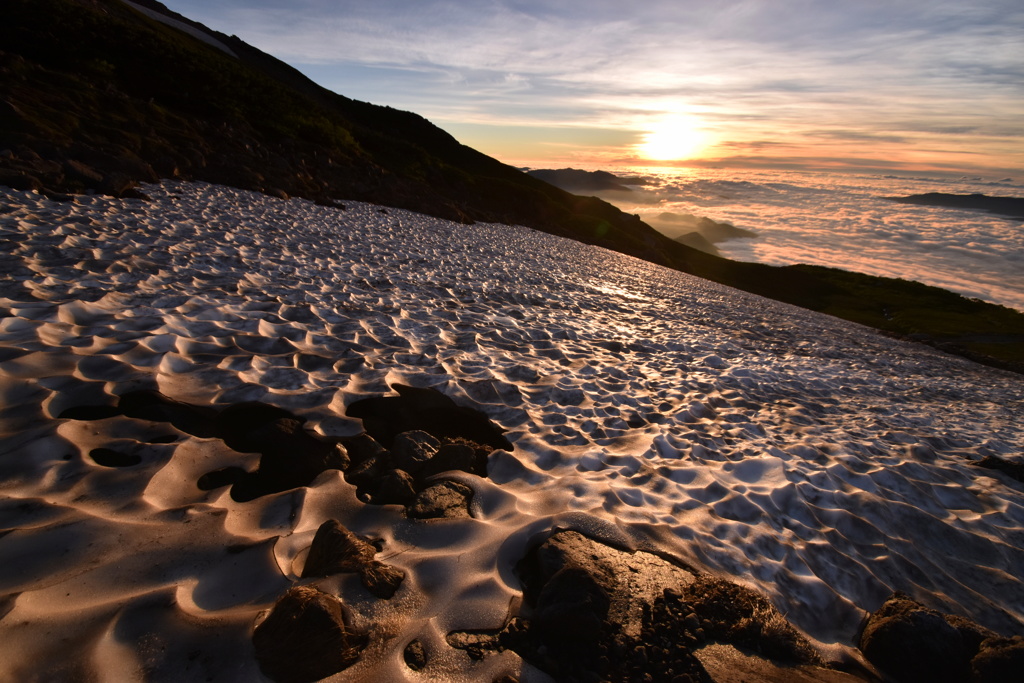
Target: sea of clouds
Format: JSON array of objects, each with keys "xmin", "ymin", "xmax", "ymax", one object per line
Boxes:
[{"xmin": 600, "ymin": 169, "xmax": 1024, "ymax": 312}]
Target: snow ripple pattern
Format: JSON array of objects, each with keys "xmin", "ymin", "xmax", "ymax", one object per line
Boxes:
[{"xmin": 0, "ymin": 181, "xmax": 1022, "ymax": 679}]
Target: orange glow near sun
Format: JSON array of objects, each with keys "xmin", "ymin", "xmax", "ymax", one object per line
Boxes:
[{"xmin": 637, "ymin": 117, "xmax": 710, "ymax": 161}]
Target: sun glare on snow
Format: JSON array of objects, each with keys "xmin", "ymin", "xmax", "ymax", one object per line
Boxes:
[{"xmin": 637, "ymin": 117, "xmax": 709, "ymax": 161}]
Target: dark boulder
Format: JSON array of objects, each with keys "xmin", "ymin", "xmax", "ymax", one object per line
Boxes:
[
  {"xmin": 361, "ymin": 561, "xmax": 405, "ymax": 599},
  {"xmin": 301, "ymin": 519, "xmax": 405, "ymax": 599},
  {"xmin": 369, "ymin": 468, "xmax": 418, "ymax": 505},
  {"xmin": 342, "ymin": 433, "xmax": 389, "ymax": 469},
  {"xmin": 513, "ymin": 530, "xmax": 711, "ymax": 682},
  {"xmin": 302, "ymin": 519, "xmax": 376, "ymax": 578},
  {"xmin": 407, "ymin": 480, "xmax": 474, "ymax": 519},
  {"xmin": 390, "ymin": 430, "xmax": 440, "ymax": 474},
  {"xmin": 972, "ymin": 636, "xmax": 1024, "ymax": 682},
  {"xmin": 859, "ymin": 593, "xmax": 970, "ymax": 683},
  {"xmin": 252, "ymin": 585, "xmax": 367, "ymax": 683},
  {"xmin": 420, "ymin": 442, "xmax": 476, "ymax": 478},
  {"xmin": 683, "ymin": 574, "xmax": 821, "ymax": 664},
  {"xmin": 403, "ymin": 639, "xmax": 427, "ymax": 671}
]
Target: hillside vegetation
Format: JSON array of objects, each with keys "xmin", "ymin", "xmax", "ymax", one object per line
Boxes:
[{"xmin": 2, "ymin": 0, "xmax": 1022, "ymax": 370}]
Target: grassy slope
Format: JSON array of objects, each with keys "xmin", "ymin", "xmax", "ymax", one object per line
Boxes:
[{"xmin": 2, "ymin": 0, "xmax": 1022, "ymax": 371}]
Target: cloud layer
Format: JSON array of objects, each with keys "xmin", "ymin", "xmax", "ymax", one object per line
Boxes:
[{"xmin": 605, "ymin": 169, "xmax": 1024, "ymax": 310}]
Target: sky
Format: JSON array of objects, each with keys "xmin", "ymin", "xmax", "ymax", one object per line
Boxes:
[{"xmin": 157, "ymin": 0, "xmax": 1024, "ymax": 175}]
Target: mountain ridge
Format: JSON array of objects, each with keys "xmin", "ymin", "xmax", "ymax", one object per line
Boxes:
[
  {"xmin": 886, "ymin": 192, "xmax": 1024, "ymax": 219},
  {"xmin": 2, "ymin": 0, "xmax": 1023, "ymax": 371}
]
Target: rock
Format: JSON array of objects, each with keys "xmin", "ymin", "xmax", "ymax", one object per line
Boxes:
[
  {"xmin": 683, "ymin": 574, "xmax": 821, "ymax": 664},
  {"xmin": 252, "ymin": 585, "xmax": 367, "ymax": 683},
  {"xmin": 301, "ymin": 520, "xmax": 376, "ymax": 578},
  {"xmin": 946, "ymin": 614, "xmax": 997, "ymax": 657},
  {"xmin": 859, "ymin": 593, "xmax": 969, "ymax": 683},
  {"xmin": 513, "ymin": 530, "xmax": 710, "ymax": 682},
  {"xmin": 390, "ymin": 430, "xmax": 440, "ymax": 474},
  {"xmin": 420, "ymin": 443, "xmax": 476, "ymax": 478},
  {"xmin": 403, "ymin": 639, "xmax": 427, "ymax": 671},
  {"xmin": 508, "ymin": 532, "xmax": 825, "ymax": 682},
  {"xmin": 0, "ymin": 169, "xmax": 42, "ymax": 192},
  {"xmin": 407, "ymin": 480, "xmax": 474, "ymax": 519},
  {"xmin": 371, "ymin": 468, "xmax": 418, "ymax": 505},
  {"xmin": 342, "ymin": 433, "xmax": 389, "ymax": 469},
  {"xmin": 972, "ymin": 636, "xmax": 1024, "ymax": 682},
  {"xmin": 361, "ymin": 561, "xmax": 405, "ymax": 599},
  {"xmin": 301, "ymin": 519, "xmax": 405, "ymax": 599},
  {"xmin": 98, "ymin": 172, "xmax": 140, "ymax": 198},
  {"xmin": 534, "ymin": 564, "xmax": 610, "ymax": 645},
  {"xmin": 344, "ymin": 454, "xmax": 386, "ymax": 488},
  {"xmin": 63, "ymin": 159, "xmax": 103, "ymax": 185}
]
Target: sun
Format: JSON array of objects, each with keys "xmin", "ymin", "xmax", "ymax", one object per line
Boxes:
[{"xmin": 637, "ymin": 117, "xmax": 709, "ymax": 161}]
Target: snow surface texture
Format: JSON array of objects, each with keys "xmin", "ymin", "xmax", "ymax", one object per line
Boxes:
[{"xmin": 0, "ymin": 181, "xmax": 1022, "ymax": 681}]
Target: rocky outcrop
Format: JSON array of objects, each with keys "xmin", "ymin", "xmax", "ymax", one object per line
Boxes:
[
  {"xmin": 448, "ymin": 530, "xmax": 836, "ymax": 682},
  {"xmin": 403, "ymin": 639, "xmax": 427, "ymax": 671},
  {"xmin": 972, "ymin": 636, "xmax": 1024, "ymax": 682},
  {"xmin": 61, "ymin": 384, "xmax": 505, "ymax": 509},
  {"xmin": 407, "ymin": 480, "xmax": 475, "ymax": 519},
  {"xmin": 300, "ymin": 519, "xmax": 405, "ymax": 599},
  {"xmin": 858, "ymin": 593, "xmax": 1018, "ymax": 683},
  {"xmin": 252, "ymin": 586, "xmax": 367, "ymax": 683}
]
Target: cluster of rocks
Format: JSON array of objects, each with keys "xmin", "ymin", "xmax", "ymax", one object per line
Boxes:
[
  {"xmin": 341, "ymin": 429, "xmax": 479, "ymax": 515},
  {"xmin": 61, "ymin": 384, "xmax": 514, "ymax": 680},
  {"xmin": 859, "ymin": 593, "xmax": 1024, "ymax": 683},
  {"xmin": 61, "ymin": 387, "xmax": 1024, "ymax": 683},
  {"xmin": 446, "ymin": 530, "xmax": 834, "ymax": 683},
  {"xmin": 62, "ymin": 384, "xmax": 503, "ymax": 518},
  {"xmin": 251, "ymin": 585, "xmax": 368, "ymax": 683},
  {"xmin": 440, "ymin": 531, "xmax": 1024, "ymax": 683}
]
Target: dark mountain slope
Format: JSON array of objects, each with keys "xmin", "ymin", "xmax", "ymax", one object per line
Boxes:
[
  {"xmin": 2, "ymin": 0, "xmax": 1023, "ymax": 370},
  {"xmin": 0, "ymin": 0, "xmax": 669, "ymax": 261}
]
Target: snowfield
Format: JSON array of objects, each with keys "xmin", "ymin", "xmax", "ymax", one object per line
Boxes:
[{"xmin": 1, "ymin": 181, "xmax": 1022, "ymax": 681}]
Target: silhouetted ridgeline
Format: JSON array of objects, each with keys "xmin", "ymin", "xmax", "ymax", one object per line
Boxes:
[
  {"xmin": 2, "ymin": 0, "xmax": 1023, "ymax": 370},
  {"xmin": 526, "ymin": 168, "xmax": 636, "ymax": 193},
  {"xmin": 886, "ymin": 193, "xmax": 1024, "ymax": 220}
]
